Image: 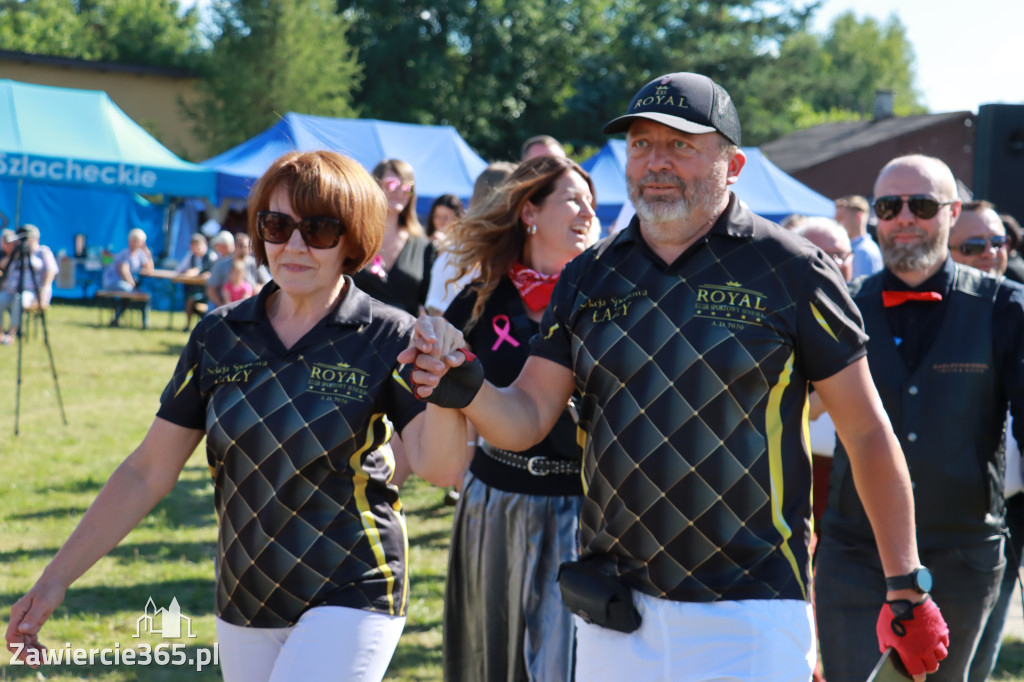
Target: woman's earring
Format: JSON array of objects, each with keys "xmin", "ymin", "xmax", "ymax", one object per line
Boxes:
[{"xmin": 527, "ymin": 224, "xmax": 537, "ymax": 235}]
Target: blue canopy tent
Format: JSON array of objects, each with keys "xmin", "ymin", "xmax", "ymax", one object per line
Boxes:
[
  {"xmin": 201, "ymin": 113, "xmax": 489, "ymax": 218},
  {"xmin": 0, "ymin": 79, "xmax": 216, "ymax": 270},
  {"xmin": 581, "ymin": 140, "xmax": 836, "ymax": 232}
]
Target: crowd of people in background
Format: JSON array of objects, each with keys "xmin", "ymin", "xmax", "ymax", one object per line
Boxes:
[{"xmin": 8, "ymin": 69, "xmax": 1024, "ymax": 682}]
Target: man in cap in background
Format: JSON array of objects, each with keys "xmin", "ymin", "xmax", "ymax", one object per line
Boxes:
[{"xmin": 407, "ymin": 72, "xmax": 948, "ymax": 680}]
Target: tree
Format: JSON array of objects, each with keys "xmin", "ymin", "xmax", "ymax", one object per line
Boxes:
[
  {"xmin": 739, "ymin": 10, "xmax": 923, "ymax": 144},
  {"xmin": 183, "ymin": 0, "xmax": 363, "ymax": 156},
  {"xmin": 0, "ymin": 0, "xmax": 202, "ymax": 68},
  {"xmin": 341, "ymin": 0, "xmax": 819, "ymax": 159},
  {"xmin": 341, "ymin": 0, "xmax": 609, "ymax": 160}
]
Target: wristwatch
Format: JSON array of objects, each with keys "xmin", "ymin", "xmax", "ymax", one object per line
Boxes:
[{"xmin": 885, "ymin": 566, "xmax": 933, "ymax": 594}]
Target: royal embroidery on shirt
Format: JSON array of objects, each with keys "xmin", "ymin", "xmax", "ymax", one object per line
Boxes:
[
  {"xmin": 206, "ymin": 360, "xmax": 268, "ymax": 385},
  {"xmin": 694, "ymin": 282, "xmax": 768, "ymax": 329},
  {"xmin": 307, "ymin": 362, "xmax": 372, "ymax": 403},
  {"xmin": 580, "ymin": 289, "xmax": 647, "ymax": 323}
]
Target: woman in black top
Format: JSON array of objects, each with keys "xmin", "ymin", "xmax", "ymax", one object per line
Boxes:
[
  {"xmin": 352, "ymin": 158, "xmax": 436, "ymax": 315},
  {"xmin": 440, "ymin": 155, "xmax": 597, "ymax": 682},
  {"xmin": 6, "ymin": 151, "xmax": 467, "ymax": 682}
]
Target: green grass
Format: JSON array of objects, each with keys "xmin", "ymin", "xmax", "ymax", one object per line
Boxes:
[
  {"xmin": 0, "ymin": 302, "xmax": 453, "ymax": 681},
  {"xmin": 1, "ymin": 302, "xmax": 1023, "ymax": 681}
]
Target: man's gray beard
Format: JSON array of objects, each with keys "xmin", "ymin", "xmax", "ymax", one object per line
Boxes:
[
  {"xmin": 627, "ymin": 171, "xmax": 720, "ymax": 226},
  {"xmin": 880, "ymin": 228, "xmax": 945, "ymax": 273}
]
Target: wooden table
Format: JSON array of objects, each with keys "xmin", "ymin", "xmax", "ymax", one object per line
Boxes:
[{"xmin": 140, "ymin": 269, "xmax": 211, "ymax": 329}]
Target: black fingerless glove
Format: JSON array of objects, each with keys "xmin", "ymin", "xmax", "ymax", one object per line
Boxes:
[{"xmin": 421, "ymin": 348, "xmax": 485, "ymax": 409}]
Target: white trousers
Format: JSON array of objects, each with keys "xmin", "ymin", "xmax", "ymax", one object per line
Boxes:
[
  {"xmin": 574, "ymin": 592, "xmax": 815, "ymax": 682},
  {"xmin": 216, "ymin": 606, "xmax": 405, "ymax": 682}
]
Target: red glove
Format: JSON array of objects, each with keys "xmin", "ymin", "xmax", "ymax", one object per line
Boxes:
[{"xmin": 876, "ymin": 597, "xmax": 949, "ymax": 677}]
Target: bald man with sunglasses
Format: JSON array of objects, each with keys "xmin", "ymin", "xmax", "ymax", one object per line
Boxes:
[{"xmin": 816, "ymin": 155, "xmax": 1024, "ymax": 681}]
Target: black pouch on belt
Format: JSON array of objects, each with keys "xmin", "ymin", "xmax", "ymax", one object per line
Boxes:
[{"xmin": 557, "ymin": 560, "xmax": 641, "ymax": 633}]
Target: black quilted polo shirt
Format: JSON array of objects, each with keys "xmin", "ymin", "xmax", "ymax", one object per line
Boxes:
[
  {"xmin": 531, "ymin": 195, "xmax": 867, "ymax": 603},
  {"xmin": 158, "ymin": 279, "xmax": 425, "ymax": 627}
]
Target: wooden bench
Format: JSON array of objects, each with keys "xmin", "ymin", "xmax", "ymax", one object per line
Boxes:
[{"xmin": 95, "ymin": 290, "xmax": 151, "ymax": 328}]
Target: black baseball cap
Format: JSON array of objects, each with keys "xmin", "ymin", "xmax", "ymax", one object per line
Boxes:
[{"xmin": 603, "ymin": 72, "xmax": 742, "ymax": 146}]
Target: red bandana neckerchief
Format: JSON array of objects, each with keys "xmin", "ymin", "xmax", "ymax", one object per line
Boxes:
[
  {"xmin": 508, "ymin": 262, "xmax": 560, "ymax": 311},
  {"xmin": 881, "ymin": 290, "xmax": 943, "ymax": 308}
]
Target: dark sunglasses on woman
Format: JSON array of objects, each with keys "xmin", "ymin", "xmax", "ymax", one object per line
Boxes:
[
  {"xmin": 256, "ymin": 211, "xmax": 345, "ymax": 249},
  {"xmin": 957, "ymin": 235, "xmax": 1008, "ymax": 256},
  {"xmin": 873, "ymin": 195, "xmax": 954, "ymax": 221}
]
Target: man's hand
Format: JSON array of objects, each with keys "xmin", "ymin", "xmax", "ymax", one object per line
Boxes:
[
  {"xmin": 398, "ymin": 315, "xmax": 467, "ymax": 396},
  {"xmin": 876, "ymin": 597, "xmax": 949, "ymax": 681},
  {"xmin": 397, "ymin": 315, "xmax": 484, "ymax": 407}
]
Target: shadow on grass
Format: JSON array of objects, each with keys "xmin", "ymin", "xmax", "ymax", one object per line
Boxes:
[
  {"xmin": 410, "ymin": 527, "xmax": 458, "ymax": 551},
  {"xmin": 142, "ymin": 475, "xmax": 216, "ymax": 530},
  {"xmin": 8, "ymin": 505, "xmax": 88, "ymax": 521},
  {"xmin": 387, "ymin": 638, "xmax": 445, "ymax": 681},
  {"xmin": 0, "ymin": 578, "xmax": 215, "ymax": 620},
  {"xmin": 0, "ymin": 539, "xmax": 216, "ymax": 565},
  {"xmin": 402, "ymin": 617, "xmax": 443, "ymax": 634},
  {"xmin": 43, "ymin": 475, "xmax": 106, "ymax": 494},
  {"xmin": 15, "ymin": 473, "xmax": 214, "ymax": 531}
]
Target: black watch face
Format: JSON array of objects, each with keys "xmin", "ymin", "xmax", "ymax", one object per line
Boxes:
[{"xmin": 915, "ymin": 567, "xmax": 933, "ymax": 593}]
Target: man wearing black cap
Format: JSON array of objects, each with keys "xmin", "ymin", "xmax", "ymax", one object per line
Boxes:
[{"xmin": 406, "ymin": 73, "xmax": 948, "ymax": 680}]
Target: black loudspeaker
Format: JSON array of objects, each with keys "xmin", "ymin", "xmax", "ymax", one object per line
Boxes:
[{"xmin": 974, "ymin": 104, "xmax": 1024, "ymax": 224}]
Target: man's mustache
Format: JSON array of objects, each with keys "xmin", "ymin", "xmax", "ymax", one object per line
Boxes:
[{"xmin": 638, "ymin": 172, "xmax": 687, "ymax": 193}]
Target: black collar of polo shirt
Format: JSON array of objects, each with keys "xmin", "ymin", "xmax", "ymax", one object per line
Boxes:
[{"xmin": 220, "ymin": 276, "xmax": 374, "ymax": 328}]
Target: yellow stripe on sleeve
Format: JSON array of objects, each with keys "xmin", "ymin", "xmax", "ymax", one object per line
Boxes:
[
  {"xmin": 765, "ymin": 351, "xmax": 808, "ymax": 600},
  {"xmin": 173, "ymin": 365, "xmax": 197, "ymax": 398},
  {"xmin": 349, "ymin": 413, "xmax": 405, "ymax": 615},
  {"xmin": 809, "ymin": 302, "xmax": 839, "ymax": 343}
]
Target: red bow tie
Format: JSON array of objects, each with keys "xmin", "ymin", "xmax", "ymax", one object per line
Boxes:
[{"xmin": 882, "ymin": 290, "xmax": 943, "ymax": 307}]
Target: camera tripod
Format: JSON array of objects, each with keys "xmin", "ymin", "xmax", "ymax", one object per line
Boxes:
[{"xmin": 0, "ymin": 233, "xmax": 67, "ymax": 435}]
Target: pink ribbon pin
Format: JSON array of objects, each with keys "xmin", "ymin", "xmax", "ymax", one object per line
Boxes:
[
  {"xmin": 491, "ymin": 314, "xmax": 520, "ymax": 351},
  {"xmin": 370, "ymin": 254, "xmax": 387, "ymax": 279}
]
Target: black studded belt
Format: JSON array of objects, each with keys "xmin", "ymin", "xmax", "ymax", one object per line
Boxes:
[{"xmin": 480, "ymin": 441, "xmax": 581, "ymax": 477}]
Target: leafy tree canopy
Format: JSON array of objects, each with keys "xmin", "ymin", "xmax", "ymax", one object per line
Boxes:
[
  {"xmin": 1, "ymin": 0, "xmax": 924, "ymax": 157},
  {"xmin": 0, "ymin": 0, "xmax": 202, "ymax": 68},
  {"xmin": 182, "ymin": 0, "xmax": 363, "ymax": 155}
]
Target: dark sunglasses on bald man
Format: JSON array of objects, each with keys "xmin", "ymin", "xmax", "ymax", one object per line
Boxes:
[
  {"xmin": 873, "ymin": 195, "xmax": 955, "ymax": 221},
  {"xmin": 256, "ymin": 211, "xmax": 345, "ymax": 249},
  {"xmin": 958, "ymin": 235, "xmax": 1008, "ymax": 256}
]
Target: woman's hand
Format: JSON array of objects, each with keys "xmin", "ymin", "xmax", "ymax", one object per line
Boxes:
[
  {"xmin": 398, "ymin": 315, "xmax": 469, "ymax": 399},
  {"xmin": 5, "ymin": 576, "xmax": 66, "ymax": 667}
]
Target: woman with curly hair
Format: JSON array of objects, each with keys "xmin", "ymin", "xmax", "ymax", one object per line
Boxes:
[{"xmin": 441, "ymin": 155, "xmax": 596, "ymax": 682}]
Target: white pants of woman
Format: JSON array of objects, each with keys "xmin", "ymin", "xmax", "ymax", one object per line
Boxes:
[
  {"xmin": 574, "ymin": 592, "xmax": 815, "ymax": 682},
  {"xmin": 216, "ymin": 606, "xmax": 406, "ymax": 682}
]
